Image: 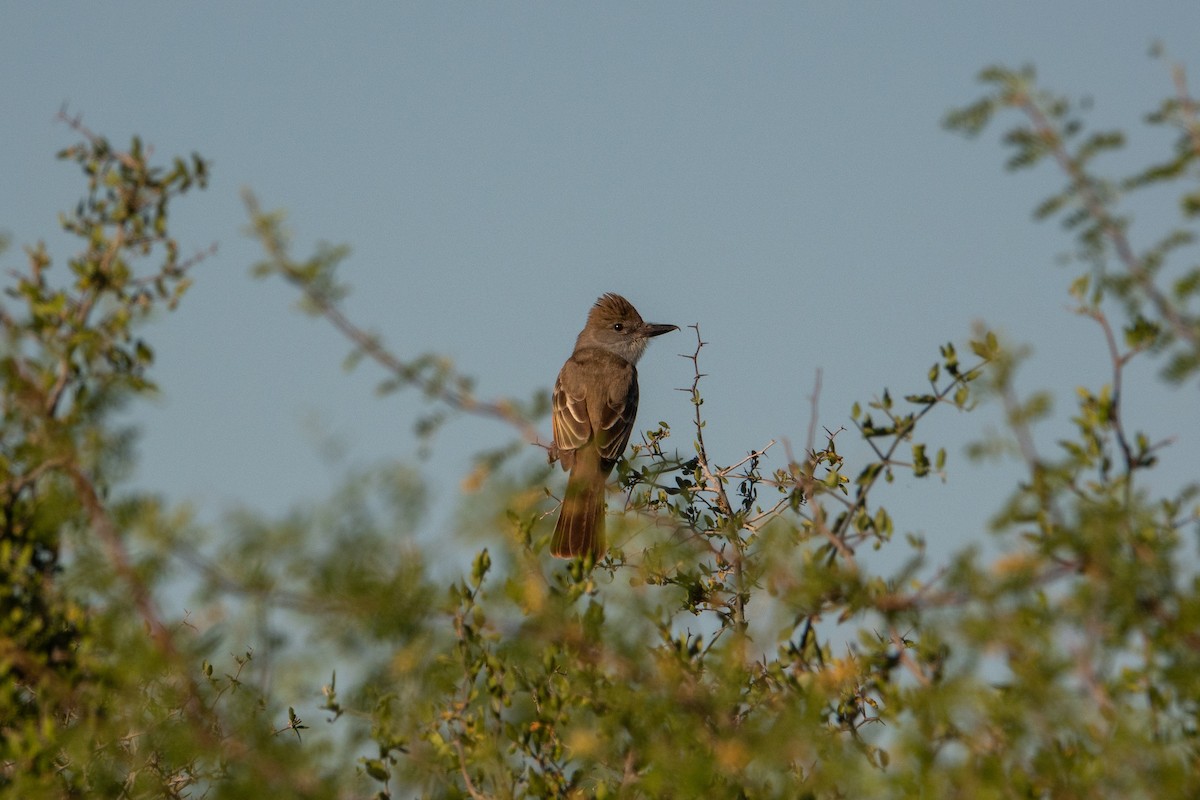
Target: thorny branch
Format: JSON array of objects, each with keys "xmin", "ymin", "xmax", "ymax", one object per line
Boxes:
[
  {"xmin": 679, "ymin": 325, "xmax": 733, "ymax": 518},
  {"xmin": 674, "ymin": 324, "xmax": 780, "ymax": 628}
]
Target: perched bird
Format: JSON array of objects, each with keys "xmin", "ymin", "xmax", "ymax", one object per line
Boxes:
[{"xmin": 549, "ymin": 293, "xmax": 677, "ymax": 560}]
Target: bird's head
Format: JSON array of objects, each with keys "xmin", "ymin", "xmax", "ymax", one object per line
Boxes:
[{"xmin": 577, "ymin": 293, "xmax": 678, "ymax": 363}]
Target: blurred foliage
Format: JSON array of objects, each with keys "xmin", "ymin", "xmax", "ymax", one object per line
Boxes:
[{"xmin": 3, "ymin": 55, "xmax": 1200, "ymax": 799}]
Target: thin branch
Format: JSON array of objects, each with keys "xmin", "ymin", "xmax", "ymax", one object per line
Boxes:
[
  {"xmin": 718, "ymin": 442, "xmax": 776, "ymax": 476},
  {"xmin": 65, "ymin": 465, "xmax": 178, "ymax": 659},
  {"xmin": 0, "ymin": 456, "xmax": 69, "ymax": 500},
  {"xmin": 805, "ymin": 367, "xmax": 823, "ymax": 456},
  {"xmin": 678, "ymin": 324, "xmax": 750, "ymax": 627},
  {"xmin": 55, "ymin": 106, "xmax": 142, "ymax": 171},
  {"xmin": 838, "ymin": 362, "xmax": 985, "ymax": 541},
  {"xmin": 814, "ymin": 503, "xmax": 858, "ymax": 570},
  {"xmin": 453, "ymin": 739, "xmax": 489, "ymax": 800},
  {"xmin": 999, "ymin": 377, "xmax": 1042, "ymax": 471},
  {"xmin": 1016, "ymin": 91, "xmax": 1197, "ymax": 348},
  {"xmin": 129, "ymin": 241, "xmax": 220, "ymax": 287},
  {"xmin": 743, "ymin": 495, "xmax": 793, "ymax": 531},
  {"xmin": 679, "ymin": 324, "xmax": 732, "ymax": 518},
  {"xmin": 889, "ymin": 626, "xmax": 932, "ymax": 688},
  {"xmin": 1081, "ymin": 306, "xmax": 1136, "ymax": 480},
  {"xmin": 1171, "ymin": 62, "xmax": 1200, "ymax": 163},
  {"xmin": 243, "ymin": 191, "xmax": 540, "ymax": 446}
]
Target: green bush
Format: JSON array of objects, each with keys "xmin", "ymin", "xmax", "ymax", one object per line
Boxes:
[{"xmin": 2, "ymin": 60, "xmax": 1199, "ymax": 797}]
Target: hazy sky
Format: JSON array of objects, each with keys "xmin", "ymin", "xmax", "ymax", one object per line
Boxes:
[{"xmin": 3, "ymin": 5, "xmax": 1197, "ymax": 569}]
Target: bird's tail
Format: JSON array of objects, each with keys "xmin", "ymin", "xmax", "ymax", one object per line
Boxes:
[{"xmin": 551, "ymin": 451, "xmax": 607, "ymax": 561}]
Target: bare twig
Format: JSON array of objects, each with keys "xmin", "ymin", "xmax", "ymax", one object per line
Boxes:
[
  {"xmin": 721, "ymin": 442, "xmax": 776, "ymax": 475},
  {"xmin": 677, "ymin": 324, "xmax": 751, "ymax": 627},
  {"xmin": 1171, "ymin": 62, "xmax": 1200, "ymax": 163},
  {"xmin": 805, "ymin": 368, "xmax": 823, "ymax": 456},
  {"xmin": 678, "ymin": 324, "xmax": 732, "ymax": 517}
]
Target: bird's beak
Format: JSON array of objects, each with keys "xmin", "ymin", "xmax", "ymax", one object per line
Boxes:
[{"xmin": 643, "ymin": 323, "xmax": 679, "ymax": 338}]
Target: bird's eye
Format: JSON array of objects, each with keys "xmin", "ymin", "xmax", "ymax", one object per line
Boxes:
[{"xmin": 613, "ymin": 323, "xmax": 624, "ymax": 331}]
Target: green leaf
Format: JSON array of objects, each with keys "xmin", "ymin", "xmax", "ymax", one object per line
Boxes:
[
  {"xmin": 1181, "ymin": 191, "xmax": 1200, "ymax": 217},
  {"xmin": 905, "ymin": 394, "xmax": 937, "ymax": 405},
  {"xmin": 912, "ymin": 443, "xmax": 930, "ymax": 477},
  {"xmin": 1123, "ymin": 315, "xmax": 1161, "ymax": 350},
  {"xmin": 363, "ymin": 758, "xmax": 390, "ymax": 782},
  {"xmin": 471, "ymin": 548, "xmax": 491, "ymax": 587}
]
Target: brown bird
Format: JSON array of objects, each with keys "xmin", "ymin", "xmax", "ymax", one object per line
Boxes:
[{"xmin": 549, "ymin": 293, "xmax": 678, "ymax": 560}]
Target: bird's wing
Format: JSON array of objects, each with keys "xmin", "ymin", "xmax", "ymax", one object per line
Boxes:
[
  {"xmin": 551, "ymin": 360, "xmax": 592, "ymax": 469},
  {"xmin": 597, "ymin": 366, "xmax": 638, "ymax": 464},
  {"xmin": 552, "ymin": 350, "xmax": 639, "ymax": 469}
]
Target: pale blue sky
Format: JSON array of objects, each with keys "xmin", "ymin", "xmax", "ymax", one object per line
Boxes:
[{"xmin": 3, "ymin": 5, "xmax": 1197, "ymax": 568}]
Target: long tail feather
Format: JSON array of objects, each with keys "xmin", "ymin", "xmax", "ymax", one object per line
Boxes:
[{"xmin": 551, "ymin": 452, "xmax": 607, "ymax": 561}]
